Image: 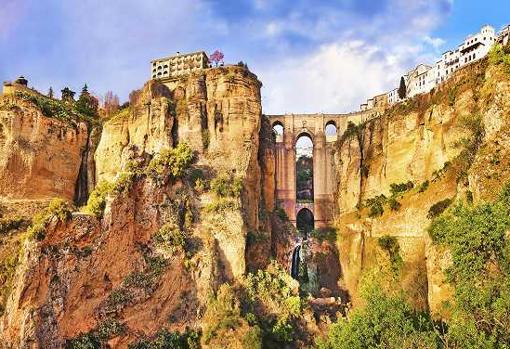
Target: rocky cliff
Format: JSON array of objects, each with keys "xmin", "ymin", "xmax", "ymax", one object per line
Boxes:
[
  {"xmin": 0, "ymin": 66, "xmax": 295, "ymax": 348},
  {"xmin": 334, "ymin": 59, "xmax": 510, "ymax": 316},
  {"xmin": 0, "ymin": 90, "xmax": 89, "ymax": 201}
]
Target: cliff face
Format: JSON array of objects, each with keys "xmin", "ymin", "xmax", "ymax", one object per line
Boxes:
[
  {"xmin": 0, "ymin": 66, "xmax": 286, "ymax": 348},
  {"xmin": 334, "ymin": 60, "xmax": 510, "ymax": 315},
  {"xmin": 0, "ymin": 94, "xmax": 88, "ymax": 201}
]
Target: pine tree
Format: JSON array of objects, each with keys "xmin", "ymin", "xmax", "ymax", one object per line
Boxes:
[
  {"xmin": 398, "ymin": 76, "xmax": 406, "ymax": 99},
  {"xmin": 48, "ymin": 87, "xmax": 54, "ymax": 99}
]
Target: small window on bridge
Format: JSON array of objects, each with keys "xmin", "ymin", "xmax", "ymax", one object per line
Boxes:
[
  {"xmin": 325, "ymin": 121, "xmax": 337, "ymax": 138},
  {"xmin": 272, "ymin": 122, "xmax": 284, "ymax": 142}
]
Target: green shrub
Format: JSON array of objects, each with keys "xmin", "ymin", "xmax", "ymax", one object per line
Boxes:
[
  {"xmin": 210, "ymin": 172, "xmax": 243, "ymax": 198},
  {"xmin": 128, "ymin": 328, "xmax": 200, "ymax": 349},
  {"xmin": 365, "ymin": 195, "xmax": 386, "ymax": 218},
  {"xmin": 65, "ymin": 333, "xmax": 101, "ymax": 349},
  {"xmin": 275, "ymin": 207, "xmax": 289, "ymax": 221},
  {"xmin": 96, "ymin": 318, "xmax": 126, "ymax": 341},
  {"xmin": 389, "ymin": 181, "xmax": 414, "ymax": 196},
  {"xmin": 428, "ymin": 183, "xmax": 510, "ymax": 346},
  {"xmin": 242, "ymin": 325, "xmax": 262, "ymax": 349},
  {"xmin": 27, "ymin": 198, "xmax": 72, "ymax": 240},
  {"xmin": 427, "ymin": 198, "xmax": 453, "ymax": 219},
  {"xmin": 310, "ymin": 227, "xmax": 337, "ymax": 243},
  {"xmin": 146, "ymin": 143, "xmax": 194, "ymax": 183},
  {"xmin": 418, "ymin": 180, "xmax": 429, "ymax": 193},
  {"xmin": 489, "ymin": 43, "xmax": 510, "ymax": 71},
  {"xmin": 203, "ymin": 284, "xmax": 243, "ymax": 344},
  {"xmin": 204, "ymin": 197, "xmax": 240, "ymax": 213},
  {"xmin": 84, "ymin": 181, "xmax": 114, "ymax": 217},
  {"xmin": 0, "ymin": 217, "xmax": 24, "ymax": 235},
  {"xmin": 317, "ymin": 281, "xmax": 438, "ymax": 349},
  {"xmin": 105, "ymin": 288, "xmax": 132, "ymax": 310},
  {"xmin": 466, "ymin": 190, "xmax": 473, "ymax": 204},
  {"xmin": 153, "ymin": 221, "xmax": 186, "ymax": 255},
  {"xmin": 241, "ymin": 263, "xmax": 301, "ymax": 346},
  {"xmin": 66, "ymin": 318, "xmax": 126, "ymax": 348},
  {"xmin": 388, "ymin": 197, "xmax": 401, "ymax": 211},
  {"xmin": 377, "ymin": 236, "xmax": 403, "ymax": 273}
]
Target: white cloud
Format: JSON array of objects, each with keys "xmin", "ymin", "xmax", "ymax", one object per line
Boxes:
[
  {"xmin": 260, "ymin": 41, "xmax": 407, "ymax": 114},
  {"xmin": 423, "ymin": 35, "xmax": 446, "ymax": 49},
  {"xmin": 256, "ymin": 0, "xmax": 452, "ymax": 113}
]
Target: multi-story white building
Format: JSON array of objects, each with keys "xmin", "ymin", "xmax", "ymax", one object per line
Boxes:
[
  {"xmin": 458, "ymin": 25, "xmax": 496, "ymax": 66},
  {"xmin": 151, "ymin": 51, "xmax": 209, "ymax": 80},
  {"xmin": 387, "ymin": 88, "xmax": 402, "ymax": 105},
  {"xmin": 381, "ymin": 24, "xmax": 500, "ymax": 108},
  {"xmin": 406, "ymin": 64, "xmax": 434, "ymax": 98}
]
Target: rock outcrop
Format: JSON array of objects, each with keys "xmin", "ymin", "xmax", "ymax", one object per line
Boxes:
[
  {"xmin": 0, "ymin": 93, "xmax": 89, "ymax": 201},
  {"xmin": 334, "ymin": 60, "xmax": 510, "ymax": 316}
]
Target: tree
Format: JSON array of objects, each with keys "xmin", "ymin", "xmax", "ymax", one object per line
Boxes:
[
  {"xmin": 75, "ymin": 84, "xmax": 99, "ymax": 118},
  {"xmin": 398, "ymin": 76, "xmax": 407, "ymax": 100},
  {"xmin": 48, "ymin": 87, "xmax": 54, "ymax": 99},
  {"xmin": 103, "ymin": 91, "xmax": 119, "ymax": 117},
  {"xmin": 61, "ymin": 87, "xmax": 75, "ymax": 102},
  {"xmin": 210, "ymin": 50, "xmax": 224, "ymax": 67}
]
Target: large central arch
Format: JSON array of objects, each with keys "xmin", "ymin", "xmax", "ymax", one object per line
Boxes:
[{"xmin": 268, "ymin": 112, "xmax": 374, "ymax": 228}]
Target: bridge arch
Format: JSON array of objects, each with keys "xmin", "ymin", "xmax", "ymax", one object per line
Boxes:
[
  {"xmin": 266, "ymin": 112, "xmax": 371, "ymax": 228},
  {"xmin": 325, "ymin": 120, "xmax": 337, "ymax": 137},
  {"xmin": 272, "ymin": 121, "xmax": 284, "ymax": 143},
  {"xmin": 296, "ymin": 208, "xmax": 314, "ymax": 237}
]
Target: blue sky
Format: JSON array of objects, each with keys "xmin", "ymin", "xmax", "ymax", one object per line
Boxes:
[{"xmin": 1, "ymin": 0, "xmax": 509, "ymax": 113}]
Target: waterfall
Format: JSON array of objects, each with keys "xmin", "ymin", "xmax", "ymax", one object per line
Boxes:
[
  {"xmin": 291, "ymin": 244, "xmax": 301, "ymax": 279},
  {"xmin": 74, "ymin": 129, "xmax": 91, "ymax": 205}
]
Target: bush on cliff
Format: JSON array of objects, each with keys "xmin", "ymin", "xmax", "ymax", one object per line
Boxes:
[
  {"xmin": 128, "ymin": 328, "xmax": 200, "ymax": 349},
  {"xmin": 210, "ymin": 171, "xmax": 243, "ymax": 198},
  {"xmin": 146, "ymin": 143, "xmax": 194, "ymax": 184},
  {"xmin": 84, "ymin": 181, "xmax": 114, "ymax": 217},
  {"xmin": 316, "ymin": 275, "xmax": 439, "ymax": 349},
  {"xmin": 428, "ymin": 183, "xmax": 510, "ymax": 347},
  {"xmin": 27, "ymin": 198, "xmax": 72, "ymax": 240}
]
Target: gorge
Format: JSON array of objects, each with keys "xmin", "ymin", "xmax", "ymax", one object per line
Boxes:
[{"xmin": 1, "ymin": 46, "xmax": 510, "ymax": 348}]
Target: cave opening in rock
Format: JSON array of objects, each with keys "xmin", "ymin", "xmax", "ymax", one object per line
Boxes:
[
  {"xmin": 296, "ymin": 133, "xmax": 313, "ymax": 202},
  {"xmin": 296, "ymin": 208, "xmax": 314, "ymax": 238}
]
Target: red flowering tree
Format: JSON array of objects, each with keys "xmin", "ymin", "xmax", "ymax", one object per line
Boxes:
[{"xmin": 210, "ymin": 50, "xmax": 224, "ymax": 67}]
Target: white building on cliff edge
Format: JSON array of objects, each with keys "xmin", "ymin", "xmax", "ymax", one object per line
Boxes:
[{"xmin": 369, "ymin": 24, "xmax": 506, "ymax": 110}]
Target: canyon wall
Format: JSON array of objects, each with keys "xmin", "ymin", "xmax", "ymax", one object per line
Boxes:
[
  {"xmin": 334, "ymin": 60, "xmax": 510, "ymax": 315},
  {"xmin": 0, "ymin": 66, "xmax": 287, "ymax": 348},
  {"xmin": 0, "ymin": 93, "xmax": 89, "ymax": 201}
]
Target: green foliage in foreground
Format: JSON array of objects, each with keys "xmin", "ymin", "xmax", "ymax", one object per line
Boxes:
[
  {"xmin": 316, "ymin": 280, "xmax": 439, "ymax": 349},
  {"xmin": 320, "ymin": 184, "xmax": 510, "ymax": 349},
  {"xmin": 428, "ymin": 183, "xmax": 510, "ymax": 347},
  {"xmin": 128, "ymin": 328, "xmax": 200, "ymax": 349}
]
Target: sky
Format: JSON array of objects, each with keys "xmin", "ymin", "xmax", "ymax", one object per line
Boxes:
[{"xmin": 1, "ymin": 0, "xmax": 509, "ymax": 114}]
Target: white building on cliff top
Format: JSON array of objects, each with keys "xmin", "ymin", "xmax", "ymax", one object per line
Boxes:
[{"xmin": 375, "ymin": 24, "xmax": 504, "ymax": 110}]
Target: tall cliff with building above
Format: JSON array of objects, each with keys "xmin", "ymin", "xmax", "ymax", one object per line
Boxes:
[
  {"xmin": 0, "ymin": 65, "xmax": 305, "ymax": 348},
  {"xmin": 1, "ymin": 43, "xmax": 510, "ymax": 348},
  {"xmin": 324, "ymin": 50, "xmax": 510, "ymax": 347}
]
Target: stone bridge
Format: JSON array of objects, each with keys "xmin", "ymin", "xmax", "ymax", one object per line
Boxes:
[{"xmin": 266, "ymin": 111, "xmax": 377, "ymax": 229}]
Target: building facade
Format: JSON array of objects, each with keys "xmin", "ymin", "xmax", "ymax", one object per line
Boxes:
[
  {"xmin": 377, "ymin": 24, "xmax": 503, "ymax": 109},
  {"xmin": 150, "ymin": 51, "xmax": 209, "ymax": 80}
]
